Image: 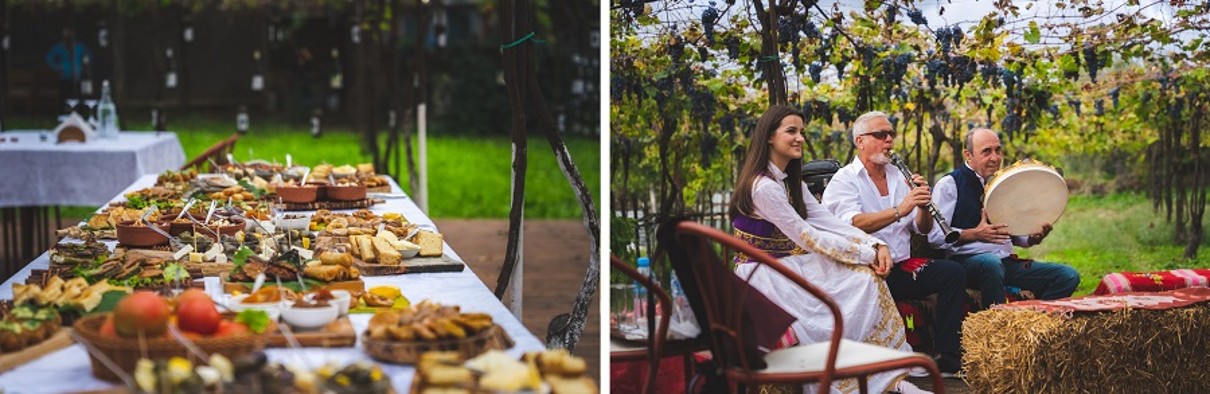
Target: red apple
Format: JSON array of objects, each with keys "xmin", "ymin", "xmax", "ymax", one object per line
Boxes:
[
  {"xmin": 214, "ymin": 320, "xmax": 249, "ymax": 337},
  {"xmin": 113, "ymin": 292, "xmax": 171, "ymax": 338},
  {"xmin": 176, "ymin": 296, "xmax": 222, "ymax": 336}
]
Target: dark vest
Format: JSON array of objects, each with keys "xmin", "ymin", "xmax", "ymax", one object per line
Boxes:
[{"xmin": 949, "ymin": 165, "xmax": 985, "ymax": 229}]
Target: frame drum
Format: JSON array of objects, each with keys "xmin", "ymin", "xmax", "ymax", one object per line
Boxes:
[{"xmin": 983, "ymin": 160, "xmax": 1068, "ymax": 236}]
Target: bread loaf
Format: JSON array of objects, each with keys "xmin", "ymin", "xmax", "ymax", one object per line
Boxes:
[{"xmin": 413, "ymin": 230, "xmax": 444, "ymax": 257}]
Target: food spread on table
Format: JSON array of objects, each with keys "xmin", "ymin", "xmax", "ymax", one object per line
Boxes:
[{"xmin": 3, "ymin": 163, "xmax": 594, "ymax": 390}]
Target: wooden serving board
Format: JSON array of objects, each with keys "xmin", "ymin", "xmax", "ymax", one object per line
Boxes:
[
  {"xmin": 222, "ymin": 278, "xmax": 365, "ymax": 294},
  {"xmin": 267, "ymin": 316, "xmax": 357, "ymax": 348},
  {"xmin": 281, "ymin": 199, "xmax": 383, "ymax": 211},
  {"xmin": 351, "ymin": 255, "xmax": 464, "ymax": 276},
  {"xmin": 0, "ymin": 328, "xmax": 74, "ymax": 373},
  {"xmin": 363, "ymin": 325, "xmax": 513, "ymax": 365}
]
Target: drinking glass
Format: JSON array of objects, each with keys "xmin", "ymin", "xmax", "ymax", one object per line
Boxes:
[{"xmin": 610, "ymin": 283, "xmax": 636, "ymax": 333}]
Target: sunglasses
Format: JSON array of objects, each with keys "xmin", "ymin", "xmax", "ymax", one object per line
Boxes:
[{"xmin": 862, "ymin": 130, "xmax": 896, "ymax": 140}]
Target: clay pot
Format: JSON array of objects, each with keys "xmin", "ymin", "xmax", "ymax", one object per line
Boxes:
[{"xmin": 116, "ymin": 220, "xmax": 171, "ymax": 247}]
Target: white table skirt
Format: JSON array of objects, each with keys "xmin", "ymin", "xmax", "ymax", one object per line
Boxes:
[
  {"xmin": 0, "ymin": 131, "xmax": 186, "ymax": 208},
  {"xmin": 0, "ymin": 174, "xmax": 544, "ymax": 393}
]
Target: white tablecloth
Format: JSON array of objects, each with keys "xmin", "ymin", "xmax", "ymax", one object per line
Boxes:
[
  {"xmin": 0, "ymin": 131, "xmax": 186, "ymax": 207},
  {"xmin": 0, "ymin": 174, "xmax": 544, "ymax": 393}
]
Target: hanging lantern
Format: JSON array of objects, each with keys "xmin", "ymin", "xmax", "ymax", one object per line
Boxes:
[
  {"xmin": 165, "ymin": 48, "xmax": 178, "ymax": 89},
  {"xmin": 251, "ymin": 50, "xmax": 264, "ymax": 92},
  {"xmin": 311, "ymin": 108, "xmax": 323, "ymax": 138},
  {"xmin": 237, "ymin": 106, "xmax": 250, "ymax": 134}
]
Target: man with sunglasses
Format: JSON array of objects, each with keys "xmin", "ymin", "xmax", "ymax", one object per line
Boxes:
[{"xmin": 822, "ymin": 111, "xmax": 967, "ymax": 377}]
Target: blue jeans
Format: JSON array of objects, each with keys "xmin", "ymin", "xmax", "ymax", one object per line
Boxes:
[{"xmin": 950, "ymin": 253, "xmax": 1080, "ymax": 309}]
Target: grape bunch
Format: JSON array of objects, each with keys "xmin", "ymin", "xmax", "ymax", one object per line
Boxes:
[
  {"xmin": 925, "ymin": 58, "xmax": 948, "ymax": 87},
  {"xmin": 1110, "ymin": 87, "xmax": 1121, "ymax": 109},
  {"xmin": 667, "ymin": 36, "xmax": 685, "ymax": 62},
  {"xmin": 620, "ymin": 0, "xmax": 645, "ymax": 19},
  {"xmin": 888, "ymin": 115, "xmax": 899, "ymax": 130},
  {"xmin": 1048, "ymin": 104, "xmax": 1060, "ymax": 120},
  {"xmin": 950, "ymin": 25, "xmax": 964, "ymax": 47},
  {"xmin": 837, "ymin": 107, "xmax": 853, "ymax": 128},
  {"xmin": 1082, "ymin": 45, "xmax": 1100, "ymax": 83},
  {"xmin": 980, "ymin": 62, "xmax": 1001, "ymax": 86},
  {"xmin": 802, "ymin": 20, "xmax": 821, "ymax": 40},
  {"xmin": 815, "ymin": 100, "xmax": 833, "ymax": 125},
  {"xmin": 610, "ymin": 74, "xmax": 625, "ymax": 102},
  {"xmin": 701, "ymin": 3, "xmax": 720, "ymax": 45},
  {"xmin": 949, "ymin": 55, "xmax": 976, "ymax": 88},
  {"xmin": 935, "ymin": 28, "xmax": 953, "ymax": 54},
  {"xmin": 689, "ymin": 88, "xmax": 717, "ymax": 121},
  {"xmin": 724, "ymin": 36, "xmax": 741, "ymax": 60},
  {"xmin": 834, "ymin": 56, "xmax": 850, "ymax": 81},
  {"xmin": 778, "ymin": 16, "xmax": 799, "ymax": 45},
  {"xmin": 801, "ymin": 102, "xmax": 814, "ymax": 124},
  {"xmin": 884, "ymin": 5, "xmax": 897, "ymax": 25},
  {"xmin": 1001, "ymin": 112, "xmax": 1022, "ymax": 135},
  {"xmin": 908, "ymin": 8, "xmax": 927, "ymax": 26},
  {"xmin": 881, "ymin": 53, "xmax": 911, "ymax": 86},
  {"xmin": 808, "ymin": 63, "xmax": 824, "ymax": 83},
  {"xmin": 719, "ymin": 112, "xmax": 736, "ymax": 136},
  {"xmin": 1094, "ymin": 99, "xmax": 1105, "ymax": 116},
  {"xmin": 1000, "ymin": 68, "xmax": 1018, "ymax": 92}
]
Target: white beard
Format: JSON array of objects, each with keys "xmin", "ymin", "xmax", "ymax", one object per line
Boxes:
[{"xmin": 869, "ymin": 151, "xmax": 891, "ymax": 166}]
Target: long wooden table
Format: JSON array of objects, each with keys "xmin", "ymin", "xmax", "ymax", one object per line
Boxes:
[{"xmin": 0, "ymin": 174, "xmax": 544, "ymax": 392}]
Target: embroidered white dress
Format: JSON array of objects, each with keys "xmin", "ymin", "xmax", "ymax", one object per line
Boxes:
[{"xmin": 733, "ymin": 163, "xmax": 910, "ymax": 394}]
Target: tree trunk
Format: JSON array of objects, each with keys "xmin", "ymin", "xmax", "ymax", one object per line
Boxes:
[
  {"xmin": 754, "ymin": 0, "xmax": 787, "ymax": 106},
  {"xmin": 494, "ymin": 0, "xmax": 530, "ymax": 302},
  {"xmin": 527, "ymin": 72, "xmax": 600, "ymax": 351}
]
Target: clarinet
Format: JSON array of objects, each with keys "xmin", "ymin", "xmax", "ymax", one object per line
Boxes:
[{"xmin": 888, "ymin": 152, "xmax": 961, "ymax": 243}]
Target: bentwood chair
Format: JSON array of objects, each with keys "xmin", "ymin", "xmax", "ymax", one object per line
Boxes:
[
  {"xmin": 181, "ymin": 133, "xmax": 240, "ymax": 173},
  {"xmin": 660, "ymin": 220, "xmax": 944, "ymax": 394}
]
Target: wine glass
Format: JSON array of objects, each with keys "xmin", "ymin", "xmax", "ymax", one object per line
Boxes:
[
  {"xmin": 64, "ymin": 98, "xmax": 79, "ymax": 116},
  {"xmin": 84, "ymin": 99, "xmax": 99, "ymax": 127}
]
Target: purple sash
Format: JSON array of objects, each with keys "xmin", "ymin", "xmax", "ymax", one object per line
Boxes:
[{"xmin": 732, "ymin": 214, "xmax": 807, "ymax": 263}]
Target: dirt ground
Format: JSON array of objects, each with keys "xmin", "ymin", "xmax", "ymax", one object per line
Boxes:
[{"xmin": 434, "ymin": 219, "xmax": 600, "ymax": 381}]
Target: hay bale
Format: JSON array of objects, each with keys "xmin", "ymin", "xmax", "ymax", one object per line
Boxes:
[{"xmin": 962, "ymin": 303, "xmax": 1210, "ymax": 393}]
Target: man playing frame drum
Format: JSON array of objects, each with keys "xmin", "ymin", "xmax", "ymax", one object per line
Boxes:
[{"xmin": 929, "ymin": 128, "xmax": 1080, "ymax": 310}]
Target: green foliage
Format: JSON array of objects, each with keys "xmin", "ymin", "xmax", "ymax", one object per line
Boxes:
[{"xmin": 1016, "ymin": 194, "xmax": 1210, "ymax": 295}]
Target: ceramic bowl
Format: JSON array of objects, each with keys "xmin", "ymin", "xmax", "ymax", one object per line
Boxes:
[
  {"xmin": 329, "ymin": 290, "xmax": 352, "ymax": 316},
  {"xmin": 275, "ymin": 214, "xmax": 312, "ymax": 231},
  {"xmin": 324, "ymin": 184, "xmax": 367, "ymax": 201},
  {"xmin": 227, "ymin": 294, "xmax": 282, "ymax": 321},
  {"xmin": 115, "ymin": 220, "xmax": 171, "ymax": 247},
  {"xmin": 276, "ymin": 185, "xmax": 319, "ymax": 203},
  {"xmin": 281, "ymin": 302, "xmax": 339, "ymax": 329}
]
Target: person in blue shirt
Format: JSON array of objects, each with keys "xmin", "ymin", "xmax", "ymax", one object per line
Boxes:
[{"xmin": 45, "ymin": 28, "xmax": 92, "ymax": 103}]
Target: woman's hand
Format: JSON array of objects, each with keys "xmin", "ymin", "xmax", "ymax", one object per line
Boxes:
[{"xmin": 873, "ymin": 244, "xmax": 892, "ymax": 277}]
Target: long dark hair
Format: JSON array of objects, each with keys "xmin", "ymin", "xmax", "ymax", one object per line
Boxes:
[{"xmin": 730, "ymin": 105, "xmax": 807, "ymax": 220}]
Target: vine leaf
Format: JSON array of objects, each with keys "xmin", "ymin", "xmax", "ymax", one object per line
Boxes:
[{"xmin": 1025, "ymin": 21, "xmax": 1041, "ymax": 44}]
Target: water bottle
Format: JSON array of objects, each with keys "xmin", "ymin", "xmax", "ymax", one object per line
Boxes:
[
  {"xmin": 669, "ymin": 271, "xmax": 688, "ymax": 322},
  {"xmin": 634, "ymin": 257, "xmax": 652, "ymax": 329},
  {"xmin": 97, "ymin": 80, "xmax": 119, "ymax": 139}
]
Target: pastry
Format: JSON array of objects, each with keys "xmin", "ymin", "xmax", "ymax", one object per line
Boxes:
[{"xmin": 413, "ymin": 231, "xmax": 444, "ymax": 257}]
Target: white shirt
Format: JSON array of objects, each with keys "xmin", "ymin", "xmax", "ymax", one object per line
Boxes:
[
  {"xmin": 822, "ymin": 157, "xmax": 920, "ymax": 263},
  {"xmin": 750, "ymin": 162, "xmax": 884, "ymax": 266},
  {"xmin": 930, "ymin": 163, "xmax": 1029, "ymax": 257}
]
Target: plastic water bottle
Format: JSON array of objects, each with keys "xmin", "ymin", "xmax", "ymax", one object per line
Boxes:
[
  {"xmin": 634, "ymin": 257, "xmax": 652, "ymax": 328},
  {"xmin": 96, "ymin": 80, "xmax": 119, "ymax": 139},
  {"xmin": 669, "ymin": 271, "xmax": 688, "ymax": 322}
]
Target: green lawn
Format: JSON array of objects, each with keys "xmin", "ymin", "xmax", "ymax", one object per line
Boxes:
[
  {"xmin": 1014, "ymin": 193, "xmax": 1210, "ymax": 295},
  {"xmin": 12, "ymin": 115, "xmax": 599, "ymax": 219}
]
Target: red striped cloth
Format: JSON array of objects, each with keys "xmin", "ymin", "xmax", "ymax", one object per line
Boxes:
[{"xmin": 1094, "ymin": 269, "xmax": 1210, "ymax": 295}]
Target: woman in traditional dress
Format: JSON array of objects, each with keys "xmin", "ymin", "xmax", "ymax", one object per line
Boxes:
[{"xmin": 729, "ymin": 105, "xmax": 925, "ymax": 394}]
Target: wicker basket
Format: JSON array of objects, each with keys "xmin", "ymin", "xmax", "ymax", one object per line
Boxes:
[
  {"xmin": 73, "ymin": 313, "xmax": 268, "ymax": 382},
  {"xmin": 362, "ymin": 325, "xmax": 513, "ymax": 365}
]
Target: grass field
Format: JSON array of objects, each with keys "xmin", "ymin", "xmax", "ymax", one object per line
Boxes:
[
  {"xmin": 10, "ymin": 115, "xmax": 599, "ymax": 219},
  {"xmin": 1014, "ymin": 193, "xmax": 1210, "ymax": 295}
]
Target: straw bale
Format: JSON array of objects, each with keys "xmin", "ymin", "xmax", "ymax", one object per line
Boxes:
[{"xmin": 962, "ymin": 303, "xmax": 1210, "ymax": 393}]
